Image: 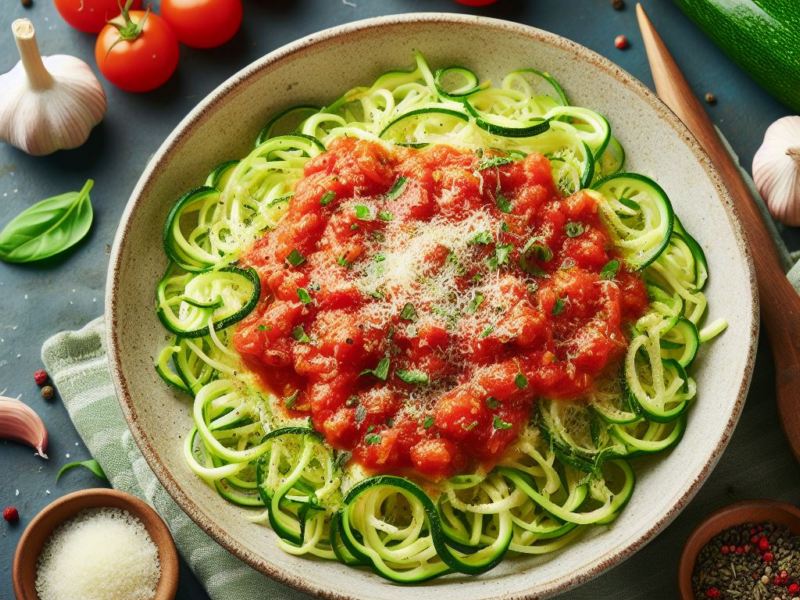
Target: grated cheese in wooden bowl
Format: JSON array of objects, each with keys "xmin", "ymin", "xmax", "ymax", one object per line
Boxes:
[{"xmin": 35, "ymin": 507, "xmax": 161, "ymax": 600}]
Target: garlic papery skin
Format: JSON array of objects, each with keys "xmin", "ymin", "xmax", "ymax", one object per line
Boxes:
[
  {"xmin": 0, "ymin": 19, "xmax": 107, "ymax": 156},
  {"xmin": 0, "ymin": 396, "xmax": 48, "ymax": 458},
  {"xmin": 753, "ymin": 116, "xmax": 800, "ymax": 227}
]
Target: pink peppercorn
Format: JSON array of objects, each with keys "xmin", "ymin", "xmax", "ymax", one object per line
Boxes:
[
  {"xmin": 614, "ymin": 35, "xmax": 630, "ymax": 50},
  {"xmin": 720, "ymin": 545, "xmax": 730, "ymax": 555},
  {"xmin": 33, "ymin": 369, "xmax": 48, "ymax": 386},
  {"xmin": 764, "ymin": 551, "xmax": 775, "ymax": 562},
  {"xmin": 705, "ymin": 587, "xmax": 721, "ymax": 599},
  {"xmin": 758, "ymin": 536, "xmax": 770, "ymax": 552},
  {"xmin": 788, "ymin": 583, "xmax": 800, "ymax": 594},
  {"xmin": 3, "ymin": 506, "xmax": 19, "ymax": 523}
]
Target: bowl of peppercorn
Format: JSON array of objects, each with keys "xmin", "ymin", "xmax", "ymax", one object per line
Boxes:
[{"xmin": 680, "ymin": 500, "xmax": 800, "ymax": 599}]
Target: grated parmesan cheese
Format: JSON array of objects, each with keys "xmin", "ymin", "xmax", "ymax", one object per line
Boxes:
[{"xmin": 35, "ymin": 507, "xmax": 161, "ymax": 600}]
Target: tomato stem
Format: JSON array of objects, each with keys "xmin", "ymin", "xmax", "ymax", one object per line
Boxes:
[{"xmin": 108, "ymin": 0, "xmax": 149, "ymax": 43}]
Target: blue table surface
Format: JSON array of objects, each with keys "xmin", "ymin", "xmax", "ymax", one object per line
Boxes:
[{"xmin": 2, "ymin": 1, "xmax": 799, "ymax": 598}]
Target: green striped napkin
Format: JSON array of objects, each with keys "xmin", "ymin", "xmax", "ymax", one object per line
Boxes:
[{"xmin": 41, "ymin": 146, "xmax": 800, "ymax": 600}]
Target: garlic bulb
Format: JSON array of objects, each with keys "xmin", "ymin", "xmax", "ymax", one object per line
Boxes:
[
  {"xmin": 0, "ymin": 19, "xmax": 106, "ymax": 156},
  {"xmin": 0, "ymin": 396, "xmax": 48, "ymax": 458},
  {"xmin": 753, "ymin": 116, "xmax": 800, "ymax": 227}
]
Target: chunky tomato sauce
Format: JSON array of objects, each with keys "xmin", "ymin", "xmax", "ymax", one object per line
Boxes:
[{"xmin": 235, "ymin": 138, "xmax": 649, "ymax": 479}]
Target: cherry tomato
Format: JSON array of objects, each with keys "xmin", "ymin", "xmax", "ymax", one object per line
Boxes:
[
  {"xmin": 95, "ymin": 10, "xmax": 180, "ymax": 93},
  {"xmin": 160, "ymin": 0, "xmax": 243, "ymax": 49},
  {"xmin": 456, "ymin": 0, "xmax": 499, "ymax": 5},
  {"xmin": 54, "ymin": 0, "xmax": 143, "ymax": 34}
]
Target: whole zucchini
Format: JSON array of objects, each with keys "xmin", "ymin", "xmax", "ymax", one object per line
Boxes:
[{"xmin": 673, "ymin": 0, "xmax": 800, "ymax": 111}]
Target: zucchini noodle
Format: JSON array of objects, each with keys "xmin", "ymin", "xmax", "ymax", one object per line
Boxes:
[{"xmin": 154, "ymin": 52, "xmax": 724, "ymax": 582}]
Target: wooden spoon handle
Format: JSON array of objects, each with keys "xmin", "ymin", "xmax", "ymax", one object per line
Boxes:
[{"xmin": 636, "ymin": 4, "xmax": 800, "ymax": 460}]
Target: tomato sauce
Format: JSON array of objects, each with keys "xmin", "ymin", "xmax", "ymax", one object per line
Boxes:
[{"xmin": 235, "ymin": 138, "xmax": 649, "ymax": 480}]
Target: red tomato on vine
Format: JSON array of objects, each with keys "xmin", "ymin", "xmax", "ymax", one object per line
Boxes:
[
  {"xmin": 95, "ymin": 3, "xmax": 179, "ymax": 93},
  {"xmin": 160, "ymin": 0, "xmax": 243, "ymax": 49},
  {"xmin": 54, "ymin": 0, "xmax": 143, "ymax": 34}
]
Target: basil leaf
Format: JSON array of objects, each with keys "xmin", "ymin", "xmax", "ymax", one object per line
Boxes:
[
  {"xmin": 354, "ymin": 205, "xmax": 371, "ymax": 220},
  {"xmin": 386, "ymin": 176, "xmax": 408, "ymax": 200},
  {"xmin": 400, "ymin": 303, "xmax": 418, "ymax": 322},
  {"xmin": 470, "ymin": 231, "xmax": 493, "ymax": 245},
  {"xmin": 286, "ymin": 249, "xmax": 306, "ymax": 267},
  {"xmin": 514, "ymin": 373, "xmax": 528, "ymax": 389},
  {"xmin": 292, "ymin": 325, "xmax": 311, "ymax": 343},
  {"xmin": 493, "ymin": 415, "xmax": 513, "ymax": 430},
  {"xmin": 396, "ymin": 369, "xmax": 429, "ymax": 385},
  {"xmin": 360, "ymin": 356, "xmax": 390, "ymax": 380},
  {"xmin": 0, "ymin": 180, "xmax": 94, "ymax": 263},
  {"xmin": 600, "ymin": 259, "xmax": 620, "ymax": 280},
  {"xmin": 297, "ymin": 288, "xmax": 312, "ymax": 304},
  {"xmin": 56, "ymin": 458, "xmax": 107, "ymax": 482}
]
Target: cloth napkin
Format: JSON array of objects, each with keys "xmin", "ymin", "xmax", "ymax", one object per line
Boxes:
[{"xmin": 41, "ymin": 146, "xmax": 800, "ymax": 600}]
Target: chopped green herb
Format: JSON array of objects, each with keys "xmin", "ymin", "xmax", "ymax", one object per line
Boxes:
[
  {"xmin": 296, "ymin": 288, "xmax": 312, "ymax": 304},
  {"xmin": 552, "ymin": 297, "xmax": 566, "ymax": 316},
  {"xmin": 367, "ymin": 289, "xmax": 385, "ymax": 300},
  {"xmin": 514, "ymin": 373, "xmax": 528, "ymax": 389},
  {"xmin": 495, "ymin": 193, "xmax": 512, "ymax": 213},
  {"xmin": 600, "ymin": 259, "xmax": 620, "ymax": 280},
  {"xmin": 565, "ymin": 222, "xmax": 585, "ymax": 238},
  {"xmin": 378, "ymin": 211, "xmax": 394, "ymax": 221},
  {"xmin": 478, "ymin": 156, "xmax": 514, "ymax": 170},
  {"xmin": 374, "ymin": 253, "xmax": 386, "ymax": 263},
  {"xmin": 396, "ymin": 369, "xmax": 429, "ymax": 385},
  {"xmin": 337, "ymin": 255, "xmax": 350, "ymax": 268},
  {"xmin": 291, "ymin": 325, "xmax": 311, "ymax": 343},
  {"xmin": 354, "ymin": 204, "xmax": 371, "ymax": 220},
  {"xmin": 360, "ymin": 356, "xmax": 390, "ymax": 381},
  {"xmin": 526, "ymin": 282, "xmax": 539, "ymax": 294},
  {"xmin": 423, "ymin": 416, "xmax": 435, "ymax": 429},
  {"xmin": 400, "ymin": 302, "xmax": 418, "ymax": 322},
  {"xmin": 479, "ymin": 325, "xmax": 494, "ymax": 338},
  {"xmin": 462, "ymin": 420, "xmax": 479, "ymax": 432},
  {"xmin": 466, "ymin": 292, "xmax": 485, "ymax": 314},
  {"xmin": 494, "ymin": 244, "xmax": 513, "ymax": 267},
  {"xmin": 500, "ymin": 221, "xmax": 510, "ymax": 232},
  {"xmin": 345, "ymin": 395, "xmax": 359, "ymax": 408},
  {"xmin": 485, "ymin": 397, "xmax": 500, "ymax": 410},
  {"xmin": 320, "ymin": 191, "xmax": 336, "ymax": 206},
  {"xmin": 493, "ymin": 415, "xmax": 513, "ymax": 430},
  {"xmin": 386, "ymin": 176, "xmax": 408, "ymax": 200},
  {"xmin": 284, "ymin": 390, "xmax": 299, "ymax": 409},
  {"xmin": 522, "ymin": 238, "xmax": 553, "ymax": 262},
  {"xmin": 350, "ymin": 224, "xmax": 360, "ymax": 231},
  {"xmin": 364, "ymin": 433, "xmax": 382, "ymax": 445},
  {"xmin": 286, "ymin": 249, "xmax": 305, "ymax": 267},
  {"xmin": 355, "ymin": 404, "xmax": 367, "ymax": 424},
  {"xmin": 257, "ymin": 324, "xmax": 268, "ymax": 331},
  {"xmin": 470, "ymin": 230, "xmax": 493, "ymax": 245}
]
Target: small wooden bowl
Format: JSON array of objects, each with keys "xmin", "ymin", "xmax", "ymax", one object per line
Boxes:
[
  {"xmin": 12, "ymin": 488, "xmax": 179, "ymax": 600},
  {"xmin": 678, "ymin": 499, "xmax": 800, "ymax": 599}
]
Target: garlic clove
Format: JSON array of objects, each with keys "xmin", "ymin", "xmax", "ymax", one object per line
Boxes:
[
  {"xmin": 753, "ymin": 116, "xmax": 800, "ymax": 227},
  {"xmin": 0, "ymin": 19, "xmax": 106, "ymax": 156},
  {"xmin": 0, "ymin": 396, "xmax": 48, "ymax": 458}
]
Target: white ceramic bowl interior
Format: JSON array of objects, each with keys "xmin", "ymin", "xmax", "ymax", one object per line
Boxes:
[{"xmin": 107, "ymin": 14, "xmax": 757, "ymax": 600}]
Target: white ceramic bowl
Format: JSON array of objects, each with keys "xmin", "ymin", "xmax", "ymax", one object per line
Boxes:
[{"xmin": 107, "ymin": 14, "xmax": 757, "ymax": 599}]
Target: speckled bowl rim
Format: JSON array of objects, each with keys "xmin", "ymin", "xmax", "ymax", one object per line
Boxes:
[{"xmin": 106, "ymin": 13, "xmax": 758, "ymax": 599}]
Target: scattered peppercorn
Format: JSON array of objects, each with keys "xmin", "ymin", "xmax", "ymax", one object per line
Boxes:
[
  {"xmin": 705, "ymin": 92, "xmax": 717, "ymax": 105},
  {"xmin": 614, "ymin": 35, "xmax": 630, "ymax": 50},
  {"xmin": 3, "ymin": 506, "xmax": 19, "ymax": 523},
  {"xmin": 41, "ymin": 385, "xmax": 55, "ymax": 400},
  {"xmin": 611, "ymin": 0, "xmax": 625, "ymax": 9},
  {"xmin": 693, "ymin": 522, "xmax": 800, "ymax": 600},
  {"xmin": 34, "ymin": 368, "xmax": 48, "ymax": 386},
  {"xmin": 21, "ymin": 0, "xmax": 32, "ymax": 7}
]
